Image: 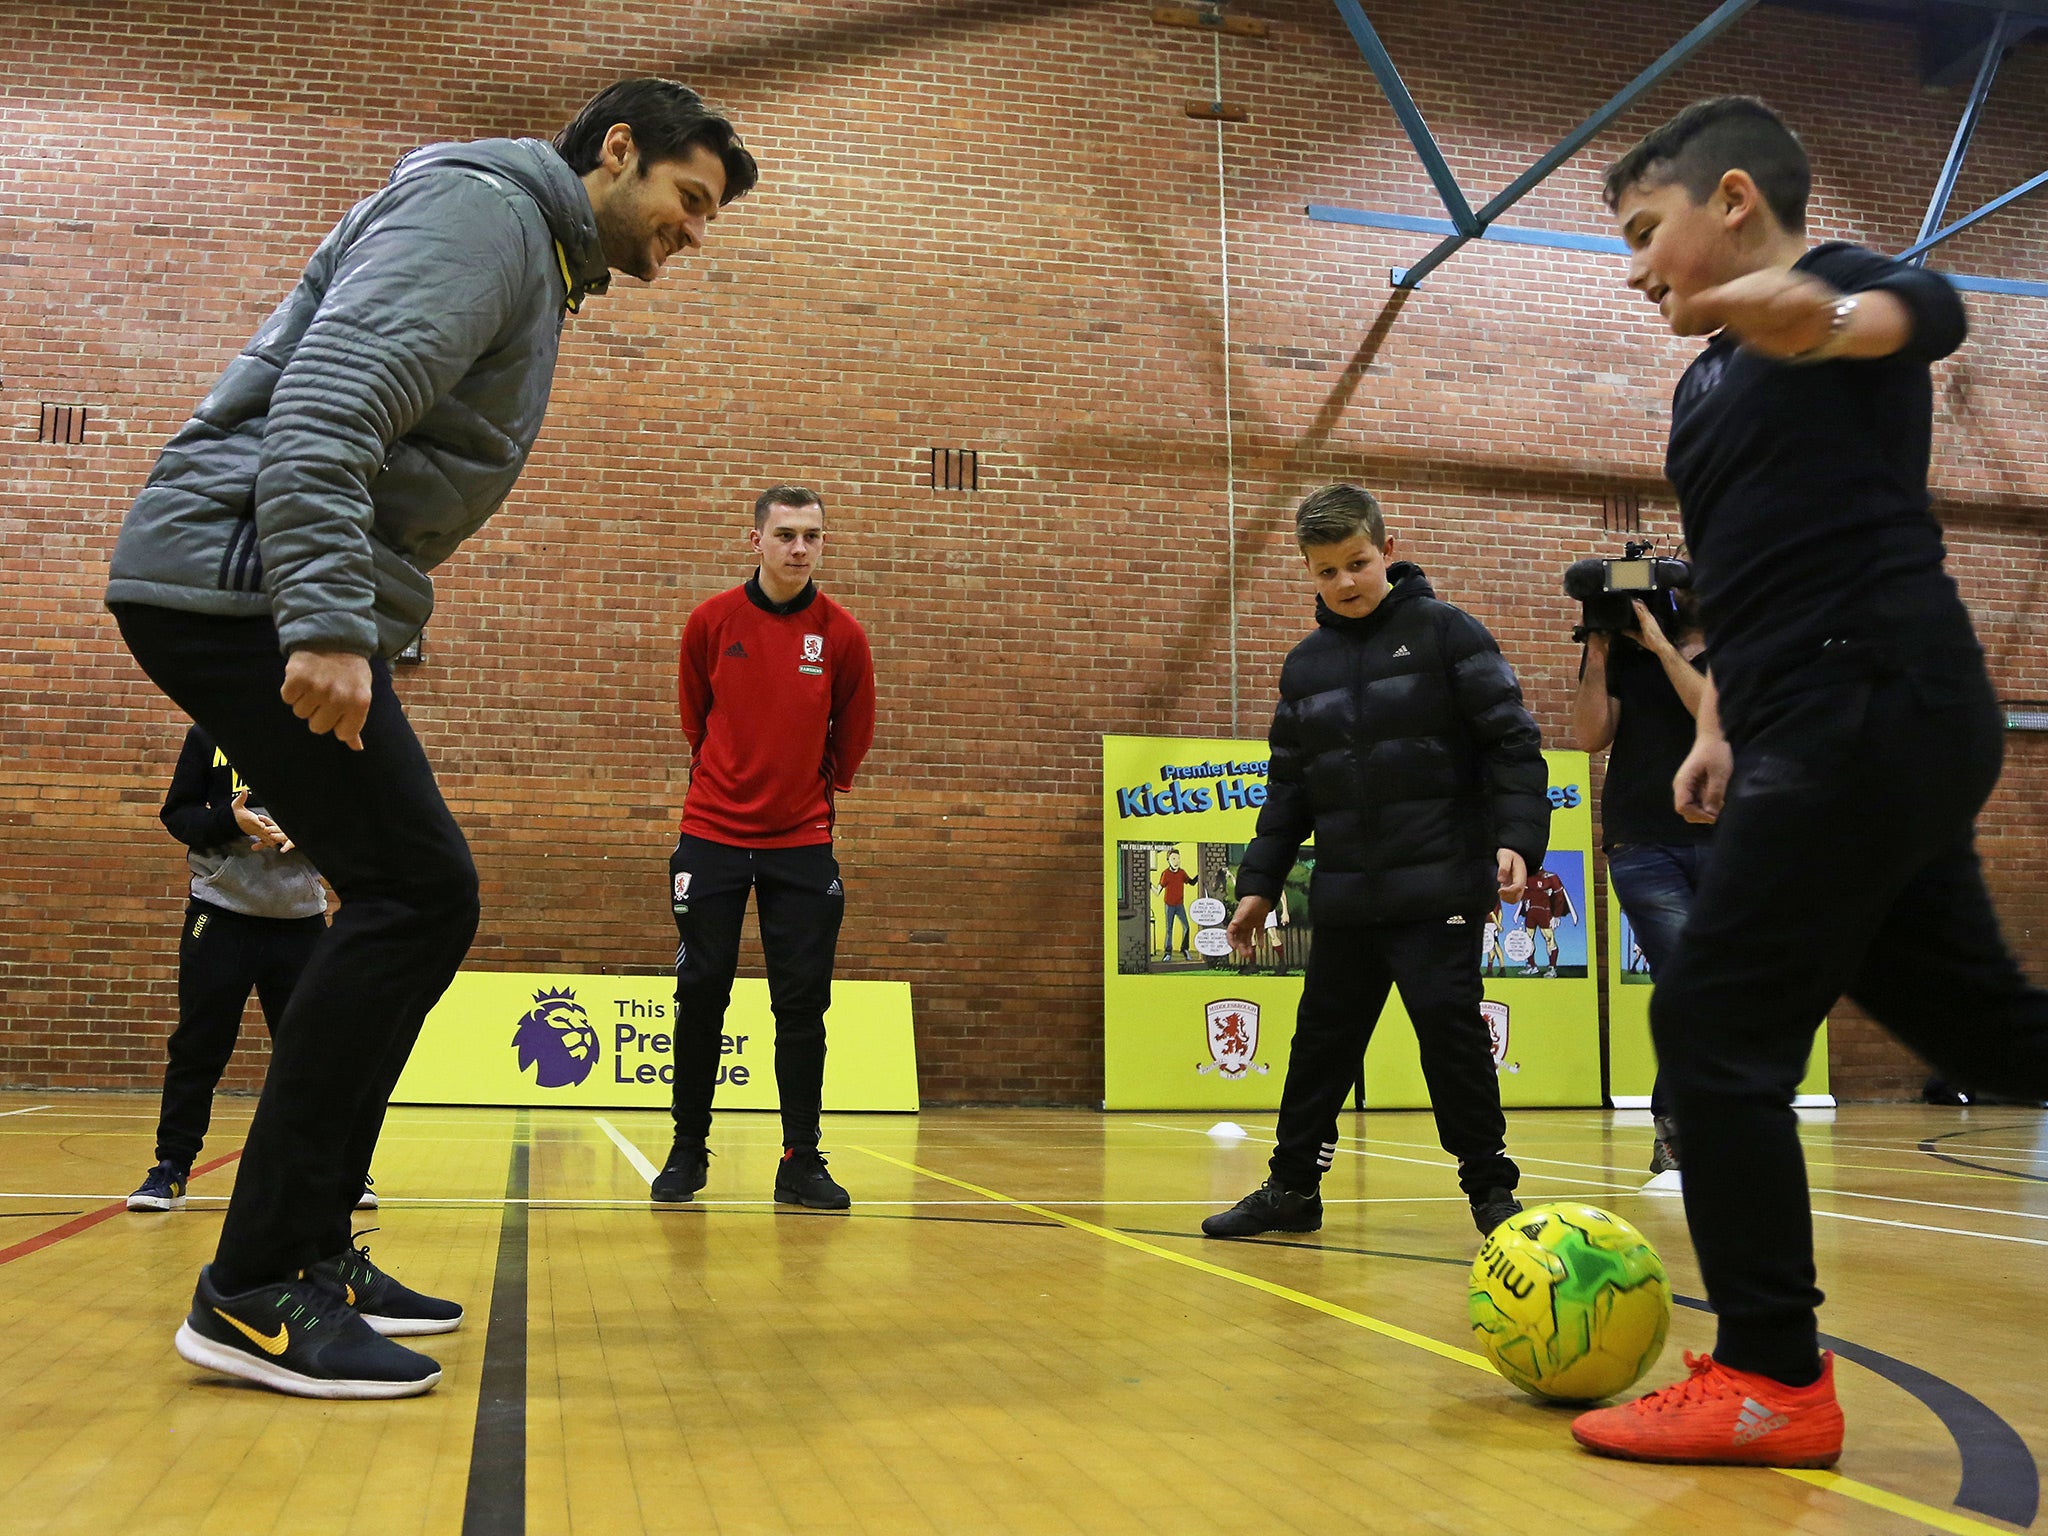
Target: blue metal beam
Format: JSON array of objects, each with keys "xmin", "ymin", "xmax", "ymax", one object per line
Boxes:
[
  {"xmin": 1358, "ymin": 0, "xmax": 1762, "ymax": 289},
  {"xmin": 1307, "ymin": 203, "xmax": 1626, "ymax": 257},
  {"xmin": 1913, "ymin": 9, "xmax": 2012, "ymax": 263},
  {"xmin": 1308, "ymin": 202, "xmax": 2048, "ymax": 299},
  {"xmin": 1329, "ymin": 0, "xmax": 1479, "ymax": 235},
  {"xmin": 1900, "ymin": 166, "xmax": 2048, "ymax": 262}
]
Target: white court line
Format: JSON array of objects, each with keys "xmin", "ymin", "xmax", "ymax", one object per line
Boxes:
[
  {"xmin": 0, "ymin": 1106, "xmax": 52, "ymax": 1119},
  {"xmin": 0, "ymin": 1188, "xmax": 1486, "ymax": 1211},
  {"xmin": 594, "ymin": 1116, "xmax": 661, "ymax": 1184}
]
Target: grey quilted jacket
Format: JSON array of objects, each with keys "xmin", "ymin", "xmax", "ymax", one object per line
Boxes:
[{"xmin": 106, "ymin": 137, "xmax": 611, "ymax": 657}]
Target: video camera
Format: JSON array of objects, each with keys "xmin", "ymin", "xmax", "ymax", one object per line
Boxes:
[{"xmin": 1563, "ymin": 541, "xmax": 1692, "ymax": 645}]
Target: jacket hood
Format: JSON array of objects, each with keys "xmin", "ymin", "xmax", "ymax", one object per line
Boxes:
[
  {"xmin": 390, "ymin": 137, "xmax": 609, "ymax": 308},
  {"xmin": 1314, "ymin": 561, "xmax": 1435, "ymax": 631}
]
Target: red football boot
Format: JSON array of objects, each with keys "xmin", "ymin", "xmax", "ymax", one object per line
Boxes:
[{"xmin": 1571, "ymin": 1350, "xmax": 1844, "ymax": 1468}]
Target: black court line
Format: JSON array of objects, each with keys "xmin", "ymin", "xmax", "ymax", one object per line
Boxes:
[
  {"xmin": 1918, "ymin": 1124, "xmax": 2048, "ymax": 1184},
  {"xmin": 462, "ymin": 1111, "xmax": 529, "ymax": 1536},
  {"xmin": 1129, "ymin": 1224, "xmax": 2038, "ymax": 1527},
  {"xmin": 0, "ymin": 1210, "xmax": 83, "ymax": 1220}
]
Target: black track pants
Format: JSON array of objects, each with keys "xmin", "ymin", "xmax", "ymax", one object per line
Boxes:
[
  {"xmin": 1270, "ymin": 918, "xmax": 1517, "ymax": 1198},
  {"xmin": 1652, "ymin": 658, "xmax": 2048, "ymax": 1382},
  {"xmin": 154, "ymin": 900, "xmax": 326, "ymax": 1168},
  {"xmin": 113, "ymin": 604, "xmax": 479, "ymax": 1284},
  {"xmin": 669, "ymin": 834, "xmax": 844, "ymax": 1148}
]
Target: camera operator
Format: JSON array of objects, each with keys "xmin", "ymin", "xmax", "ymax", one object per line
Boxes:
[{"xmin": 1575, "ymin": 586, "xmax": 1709, "ymax": 1177}]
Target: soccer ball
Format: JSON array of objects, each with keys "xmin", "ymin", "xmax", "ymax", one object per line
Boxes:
[{"xmin": 1469, "ymin": 1202, "xmax": 1671, "ymax": 1402}]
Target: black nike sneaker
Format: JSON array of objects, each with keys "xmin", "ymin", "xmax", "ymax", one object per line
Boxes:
[
  {"xmin": 1201, "ymin": 1177, "xmax": 1323, "ymax": 1238},
  {"xmin": 308, "ymin": 1240, "xmax": 463, "ymax": 1337},
  {"xmin": 651, "ymin": 1140, "xmax": 711, "ymax": 1203},
  {"xmin": 1470, "ymin": 1189, "xmax": 1525, "ymax": 1237},
  {"xmin": 774, "ymin": 1145, "xmax": 850, "ymax": 1210},
  {"xmin": 174, "ymin": 1264, "xmax": 441, "ymax": 1399}
]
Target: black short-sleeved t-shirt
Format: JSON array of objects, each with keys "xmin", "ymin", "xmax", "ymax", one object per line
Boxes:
[
  {"xmin": 1601, "ymin": 640, "xmax": 1712, "ymax": 848},
  {"xmin": 1665, "ymin": 243, "xmax": 1977, "ymax": 737}
]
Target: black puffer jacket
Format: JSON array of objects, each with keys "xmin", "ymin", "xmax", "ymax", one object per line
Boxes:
[{"xmin": 1236, "ymin": 564, "xmax": 1549, "ymax": 925}]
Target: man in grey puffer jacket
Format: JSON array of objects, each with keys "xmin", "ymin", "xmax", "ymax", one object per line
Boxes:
[{"xmin": 106, "ymin": 78, "xmax": 757, "ymax": 1400}]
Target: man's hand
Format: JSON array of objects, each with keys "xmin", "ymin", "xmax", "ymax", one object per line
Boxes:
[
  {"xmin": 1496, "ymin": 849, "xmax": 1527, "ymax": 904},
  {"xmin": 1629, "ymin": 599, "xmax": 1675, "ymax": 657},
  {"xmin": 281, "ymin": 648, "xmax": 372, "ymax": 750},
  {"xmin": 1673, "ymin": 737, "xmax": 1733, "ymax": 823},
  {"xmin": 1225, "ymin": 896, "xmax": 1272, "ymax": 958}
]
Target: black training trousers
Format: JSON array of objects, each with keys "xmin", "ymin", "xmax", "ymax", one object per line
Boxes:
[
  {"xmin": 155, "ymin": 899, "xmax": 326, "ymax": 1168},
  {"xmin": 114, "ymin": 605, "xmax": 479, "ymax": 1284},
  {"xmin": 669, "ymin": 833, "xmax": 844, "ymax": 1149},
  {"xmin": 1271, "ymin": 918, "xmax": 1518, "ymax": 1197},
  {"xmin": 1653, "ymin": 653, "xmax": 2048, "ymax": 1383}
]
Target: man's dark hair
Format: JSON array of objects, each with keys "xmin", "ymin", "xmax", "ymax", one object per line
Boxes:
[
  {"xmin": 553, "ymin": 78, "xmax": 758, "ymax": 205},
  {"xmin": 1603, "ymin": 96, "xmax": 1808, "ymax": 233},
  {"xmin": 754, "ymin": 485, "xmax": 824, "ymax": 528},
  {"xmin": 1296, "ymin": 484, "xmax": 1386, "ymax": 549}
]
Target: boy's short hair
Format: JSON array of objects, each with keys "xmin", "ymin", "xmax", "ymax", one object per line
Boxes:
[
  {"xmin": 1602, "ymin": 96, "xmax": 1809, "ymax": 234},
  {"xmin": 1296, "ymin": 484, "xmax": 1386, "ymax": 549},
  {"xmin": 754, "ymin": 485, "xmax": 823, "ymax": 528}
]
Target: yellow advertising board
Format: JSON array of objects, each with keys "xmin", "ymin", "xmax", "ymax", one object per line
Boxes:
[
  {"xmin": 391, "ymin": 971, "xmax": 918, "ymax": 1110},
  {"xmin": 1103, "ymin": 735, "xmax": 1602, "ymax": 1109},
  {"xmin": 1605, "ymin": 878, "xmax": 1830, "ymax": 1107}
]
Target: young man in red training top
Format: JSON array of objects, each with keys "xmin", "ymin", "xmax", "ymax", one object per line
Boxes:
[
  {"xmin": 654, "ymin": 486, "xmax": 876, "ymax": 1210},
  {"xmin": 1157, "ymin": 849, "xmax": 1197, "ymax": 960}
]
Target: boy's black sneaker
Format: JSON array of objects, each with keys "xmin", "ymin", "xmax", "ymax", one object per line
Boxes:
[
  {"xmin": 127, "ymin": 1160, "xmax": 189, "ymax": 1212},
  {"xmin": 651, "ymin": 1140, "xmax": 711, "ymax": 1203},
  {"xmin": 174, "ymin": 1264, "xmax": 441, "ymax": 1399},
  {"xmin": 775, "ymin": 1146, "xmax": 851, "ymax": 1209},
  {"xmin": 1471, "ymin": 1189, "xmax": 1524, "ymax": 1237},
  {"xmin": 1201, "ymin": 1178, "xmax": 1322, "ymax": 1238},
  {"xmin": 308, "ymin": 1240, "xmax": 463, "ymax": 1337}
]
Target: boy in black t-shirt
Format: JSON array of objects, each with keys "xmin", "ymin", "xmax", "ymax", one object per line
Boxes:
[
  {"xmin": 1574, "ymin": 590, "xmax": 1710, "ymax": 1175},
  {"xmin": 1569, "ymin": 97, "xmax": 2048, "ymax": 1470}
]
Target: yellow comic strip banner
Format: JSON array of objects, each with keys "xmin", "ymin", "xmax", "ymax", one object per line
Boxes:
[
  {"xmin": 1103, "ymin": 734, "xmax": 1602, "ymax": 1110},
  {"xmin": 392, "ymin": 971, "xmax": 918, "ymax": 1110}
]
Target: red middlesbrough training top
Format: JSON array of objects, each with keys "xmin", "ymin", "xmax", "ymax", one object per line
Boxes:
[
  {"xmin": 1158, "ymin": 868, "xmax": 1196, "ymax": 904},
  {"xmin": 678, "ymin": 575, "xmax": 876, "ymax": 848}
]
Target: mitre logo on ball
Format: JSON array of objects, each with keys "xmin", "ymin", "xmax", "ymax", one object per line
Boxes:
[
  {"xmin": 1480, "ymin": 1000, "xmax": 1510, "ymax": 1069},
  {"xmin": 1199, "ymin": 998, "xmax": 1269, "ymax": 1077},
  {"xmin": 512, "ymin": 985, "xmax": 601, "ymax": 1088}
]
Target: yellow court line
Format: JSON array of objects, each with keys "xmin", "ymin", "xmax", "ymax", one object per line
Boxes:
[{"xmin": 850, "ymin": 1145, "xmax": 2026, "ymax": 1536}]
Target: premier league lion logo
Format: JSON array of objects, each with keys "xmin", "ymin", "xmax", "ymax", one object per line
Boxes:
[{"xmin": 512, "ymin": 986, "xmax": 600, "ymax": 1088}]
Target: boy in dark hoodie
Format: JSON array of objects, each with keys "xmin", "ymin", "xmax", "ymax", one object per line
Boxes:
[{"xmin": 1202, "ymin": 484, "xmax": 1550, "ymax": 1241}]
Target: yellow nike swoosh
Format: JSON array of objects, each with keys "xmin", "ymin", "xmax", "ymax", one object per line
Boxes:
[{"xmin": 213, "ymin": 1307, "xmax": 290, "ymax": 1357}]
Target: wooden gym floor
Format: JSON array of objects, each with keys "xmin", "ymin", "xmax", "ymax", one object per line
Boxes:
[{"xmin": 1, "ymin": 1092, "xmax": 2043, "ymax": 1536}]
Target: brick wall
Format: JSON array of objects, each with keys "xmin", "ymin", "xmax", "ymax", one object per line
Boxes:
[{"xmin": 3, "ymin": 1, "xmax": 2044, "ymax": 1101}]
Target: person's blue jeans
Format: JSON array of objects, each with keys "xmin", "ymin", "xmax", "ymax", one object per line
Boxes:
[
  {"xmin": 1606, "ymin": 842, "xmax": 1711, "ymax": 1122},
  {"xmin": 1163, "ymin": 903, "xmax": 1190, "ymax": 956}
]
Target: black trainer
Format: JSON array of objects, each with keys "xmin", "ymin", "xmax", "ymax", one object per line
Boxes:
[
  {"xmin": 774, "ymin": 1146, "xmax": 850, "ymax": 1210},
  {"xmin": 651, "ymin": 1140, "xmax": 711, "ymax": 1203},
  {"xmin": 127, "ymin": 1159, "xmax": 189, "ymax": 1212},
  {"xmin": 174, "ymin": 1264, "xmax": 441, "ymax": 1399},
  {"xmin": 1201, "ymin": 1177, "xmax": 1322, "ymax": 1238},
  {"xmin": 1470, "ymin": 1189, "xmax": 1524, "ymax": 1237},
  {"xmin": 308, "ymin": 1240, "xmax": 463, "ymax": 1337}
]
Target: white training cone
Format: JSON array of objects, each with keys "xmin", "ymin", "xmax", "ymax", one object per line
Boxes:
[
  {"xmin": 1207, "ymin": 1121, "xmax": 1249, "ymax": 1140},
  {"xmin": 1641, "ymin": 1169, "xmax": 1684, "ymax": 1195}
]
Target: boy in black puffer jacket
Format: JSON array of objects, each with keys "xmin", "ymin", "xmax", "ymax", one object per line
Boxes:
[{"xmin": 1202, "ymin": 484, "xmax": 1551, "ymax": 1242}]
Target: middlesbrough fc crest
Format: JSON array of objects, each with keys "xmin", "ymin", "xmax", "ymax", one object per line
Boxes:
[
  {"xmin": 1200, "ymin": 998, "xmax": 1269, "ymax": 1077},
  {"xmin": 1480, "ymin": 1000, "xmax": 1510, "ymax": 1069}
]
